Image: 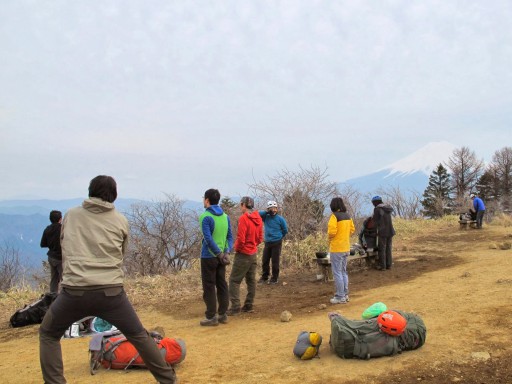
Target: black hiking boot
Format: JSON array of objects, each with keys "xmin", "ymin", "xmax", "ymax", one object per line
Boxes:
[{"xmin": 241, "ymin": 304, "xmax": 254, "ymax": 313}]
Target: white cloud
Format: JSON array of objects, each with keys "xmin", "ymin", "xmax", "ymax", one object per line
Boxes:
[{"xmin": 1, "ymin": 0, "xmax": 511, "ymax": 200}]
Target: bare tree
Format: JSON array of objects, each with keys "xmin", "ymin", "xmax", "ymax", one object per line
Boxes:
[
  {"xmin": 446, "ymin": 146, "xmax": 484, "ymax": 207},
  {"xmin": 248, "ymin": 165, "xmax": 338, "ymax": 266},
  {"xmin": 490, "ymin": 147, "xmax": 512, "ymax": 212},
  {"xmin": 337, "ymin": 184, "xmax": 365, "ymax": 221},
  {"xmin": 125, "ymin": 194, "xmax": 202, "ymax": 275},
  {"xmin": 376, "ymin": 186, "xmax": 422, "ymax": 219},
  {"xmin": 220, "ymin": 196, "xmax": 240, "ymax": 240},
  {"xmin": 248, "ymin": 165, "xmax": 338, "ymax": 241},
  {"xmin": 0, "ymin": 241, "xmax": 22, "ymax": 291}
]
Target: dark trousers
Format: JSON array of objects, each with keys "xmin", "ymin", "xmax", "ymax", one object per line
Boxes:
[
  {"xmin": 229, "ymin": 253, "xmax": 257, "ymax": 309},
  {"xmin": 476, "ymin": 210, "xmax": 485, "ymax": 228},
  {"xmin": 201, "ymin": 257, "xmax": 229, "ymax": 319},
  {"xmin": 261, "ymin": 240, "xmax": 283, "ymax": 281},
  {"xmin": 48, "ymin": 257, "xmax": 62, "ymax": 293},
  {"xmin": 377, "ymin": 236, "xmax": 393, "ymax": 269},
  {"xmin": 39, "ymin": 288, "xmax": 176, "ymax": 384}
]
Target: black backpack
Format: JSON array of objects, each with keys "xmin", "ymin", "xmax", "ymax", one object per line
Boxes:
[{"xmin": 9, "ymin": 292, "xmax": 57, "ymax": 328}]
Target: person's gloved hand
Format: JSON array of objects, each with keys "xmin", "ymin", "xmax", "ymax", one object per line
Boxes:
[{"xmin": 217, "ymin": 252, "xmax": 231, "ymax": 266}]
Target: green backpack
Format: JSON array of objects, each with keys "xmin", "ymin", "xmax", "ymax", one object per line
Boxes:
[
  {"xmin": 329, "ymin": 311, "xmax": 427, "ymax": 359},
  {"xmin": 394, "ymin": 310, "xmax": 427, "ymax": 351},
  {"xmin": 329, "ymin": 315, "xmax": 399, "ymax": 359}
]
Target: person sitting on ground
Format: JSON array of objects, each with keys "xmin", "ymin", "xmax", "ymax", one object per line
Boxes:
[{"xmin": 358, "ymin": 216, "xmax": 377, "ymax": 250}]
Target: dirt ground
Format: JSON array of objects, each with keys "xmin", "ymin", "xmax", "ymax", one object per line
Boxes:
[{"xmin": 1, "ymin": 219, "xmax": 511, "ymax": 384}]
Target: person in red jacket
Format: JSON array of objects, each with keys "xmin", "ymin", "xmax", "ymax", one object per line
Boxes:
[{"xmin": 227, "ymin": 196, "xmax": 263, "ymax": 315}]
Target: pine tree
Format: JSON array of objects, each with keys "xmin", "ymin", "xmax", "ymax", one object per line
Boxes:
[
  {"xmin": 476, "ymin": 168, "xmax": 499, "ymax": 205},
  {"xmin": 421, "ymin": 164, "xmax": 453, "ymax": 218}
]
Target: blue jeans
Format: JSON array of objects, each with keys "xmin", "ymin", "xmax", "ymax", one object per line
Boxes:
[{"xmin": 330, "ymin": 252, "xmax": 349, "ymax": 299}]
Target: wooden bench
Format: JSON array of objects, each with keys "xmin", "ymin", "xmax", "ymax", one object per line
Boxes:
[{"xmin": 315, "ymin": 248, "xmax": 378, "ymax": 281}]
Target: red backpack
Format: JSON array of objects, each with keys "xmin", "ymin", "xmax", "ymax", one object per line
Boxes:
[{"xmin": 89, "ymin": 331, "xmax": 186, "ymax": 374}]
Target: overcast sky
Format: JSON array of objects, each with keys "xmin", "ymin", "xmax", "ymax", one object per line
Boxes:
[{"xmin": 1, "ymin": 0, "xmax": 511, "ymax": 201}]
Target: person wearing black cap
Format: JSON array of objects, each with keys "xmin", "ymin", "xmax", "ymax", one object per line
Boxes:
[{"xmin": 371, "ymin": 196, "xmax": 395, "ymax": 270}]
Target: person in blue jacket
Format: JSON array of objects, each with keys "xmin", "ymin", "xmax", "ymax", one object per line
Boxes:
[
  {"xmin": 199, "ymin": 188, "xmax": 233, "ymax": 326},
  {"xmin": 470, "ymin": 193, "xmax": 486, "ymax": 229},
  {"xmin": 258, "ymin": 201, "xmax": 288, "ymax": 284}
]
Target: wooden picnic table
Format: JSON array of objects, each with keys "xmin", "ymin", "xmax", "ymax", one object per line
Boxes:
[{"xmin": 314, "ymin": 247, "xmax": 378, "ymax": 281}]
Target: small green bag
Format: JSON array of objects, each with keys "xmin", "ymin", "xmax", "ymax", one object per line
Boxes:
[{"xmin": 362, "ymin": 302, "xmax": 387, "ymax": 319}]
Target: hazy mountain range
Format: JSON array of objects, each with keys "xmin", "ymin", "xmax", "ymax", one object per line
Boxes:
[{"xmin": 1, "ymin": 141, "xmax": 455, "ymax": 268}]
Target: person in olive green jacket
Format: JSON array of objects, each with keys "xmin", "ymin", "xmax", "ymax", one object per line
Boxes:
[{"xmin": 39, "ymin": 175, "xmax": 176, "ymax": 384}]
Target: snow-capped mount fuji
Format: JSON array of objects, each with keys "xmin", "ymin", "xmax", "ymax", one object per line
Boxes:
[
  {"xmin": 377, "ymin": 141, "xmax": 456, "ymax": 177},
  {"xmin": 340, "ymin": 141, "xmax": 456, "ymax": 195}
]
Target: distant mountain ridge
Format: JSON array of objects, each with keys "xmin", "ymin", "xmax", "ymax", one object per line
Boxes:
[
  {"xmin": 0, "ymin": 198, "xmax": 144, "ymax": 216},
  {"xmin": 0, "ymin": 198, "xmax": 202, "ymax": 269}
]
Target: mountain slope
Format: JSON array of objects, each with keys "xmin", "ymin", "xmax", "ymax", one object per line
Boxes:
[{"xmin": 340, "ymin": 141, "xmax": 456, "ymax": 194}]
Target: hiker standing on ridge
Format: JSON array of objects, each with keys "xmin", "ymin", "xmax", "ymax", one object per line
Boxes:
[
  {"xmin": 39, "ymin": 175, "xmax": 177, "ymax": 384},
  {"xmin": 470, "ymin": 193, "xmax": 486, "ymax": 229},
  {"xmin": 40, "ymin": 210, "xmax": 63, "ymax": 293},
  {"xmin": 371, "ymin": 195, "xmax": 396, "ymax": 271},
  {"xmin": 258, "ymin": 200, "xmax": 288, "ymax": 285},
  {"xmin": 227, "ymin": 196, "xmax": 263, "ymax": 316},
  {"xmin": 199, "ymin": 188, "xmax": 233, "ymax": 326},
  {"xmin": 328, "ymin": 197, "xmax": 355, "ymax": 305}
]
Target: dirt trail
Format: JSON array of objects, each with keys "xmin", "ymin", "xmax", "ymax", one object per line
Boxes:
[{"xmin": 1, "ymin": 221, "xmax": 511, "ymax": 383}]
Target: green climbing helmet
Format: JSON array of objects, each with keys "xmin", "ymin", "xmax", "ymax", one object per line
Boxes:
[{"xmin": 362, "ymin": 302, "xmax": 387, "ymax": 319}]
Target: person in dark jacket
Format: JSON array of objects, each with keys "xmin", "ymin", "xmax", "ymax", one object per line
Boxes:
[
  {"xmin": 470, "ymin": 193, "xmax": 486, "ymax": 229},
  {"xmin": 227, "ymin": 196, "xmax": 263, "ymax": 315},
  {"xmin": 371, "ymin": 196, "xmax": 395, "ymax": 270},
  {"xmin": 40, "ymin": 210, "xmax": 63, "ymax": 293}
]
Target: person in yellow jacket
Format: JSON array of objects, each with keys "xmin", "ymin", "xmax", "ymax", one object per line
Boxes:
[{"xmin": 327, "ymin": 197, "xmax": 355, "ymax": 304}]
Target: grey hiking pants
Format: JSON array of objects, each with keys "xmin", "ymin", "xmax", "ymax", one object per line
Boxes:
[
  {"xmin": 39, "ymin": 287, "xmax": 176, "ymax": 384},
  {"xmin": 48, "ymin": 257, "xmax": 62, "ymax": 294},
  {"xmin": 229, "ymin": 252, "xmax": 257, "ymax": 309}
]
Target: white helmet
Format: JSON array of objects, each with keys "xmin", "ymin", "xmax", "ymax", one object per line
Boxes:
[{"xmin": 267, "ymin": 200, "xmax": 278, "ymax": 209}]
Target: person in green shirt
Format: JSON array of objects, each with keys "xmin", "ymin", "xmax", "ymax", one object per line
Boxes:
[{"xmin": 199, "ymin": 188, "xmax": 233, "ymax": 326}]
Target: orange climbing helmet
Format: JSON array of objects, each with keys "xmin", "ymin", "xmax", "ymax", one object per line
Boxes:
[{"xmin": 377, "ymin": 310, "xmax": 407, "ymax": 336}]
